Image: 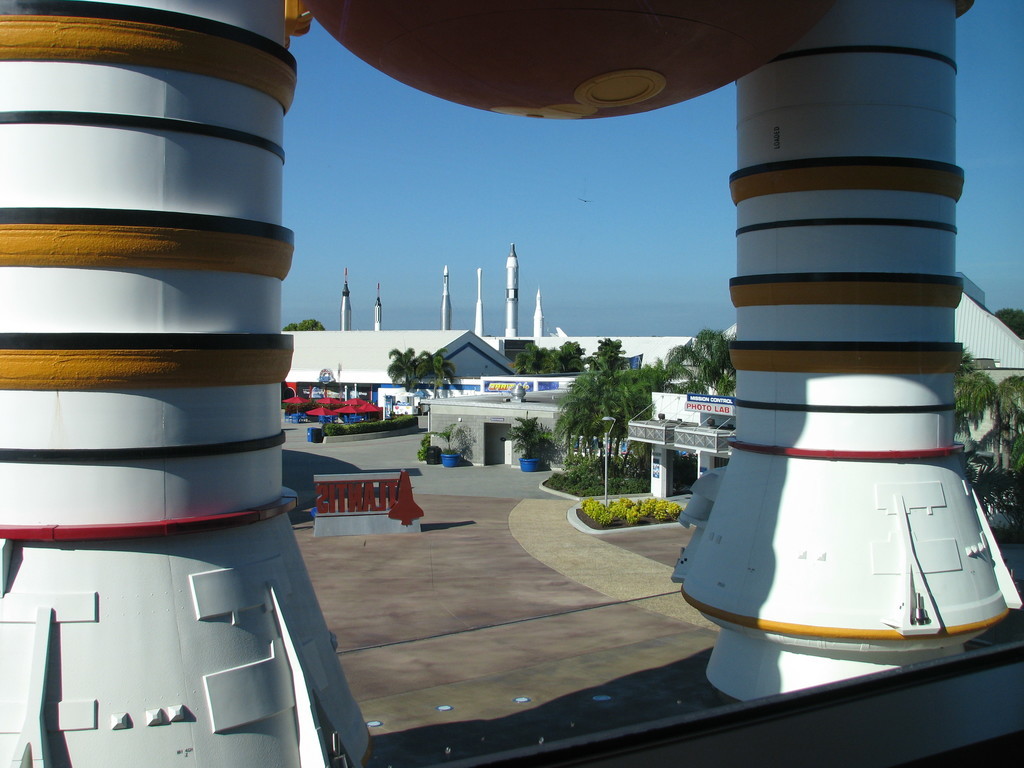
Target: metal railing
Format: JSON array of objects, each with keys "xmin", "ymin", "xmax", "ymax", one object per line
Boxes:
[{"xmin": 674, "ymin": 425, "xmax": 732, "ymax": 454}]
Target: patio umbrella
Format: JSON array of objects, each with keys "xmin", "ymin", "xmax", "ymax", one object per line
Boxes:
[
  {"xmin": 305, "ymin": 407, "xmax": 339, "ymax": 417},
  {"xmin": 340, "ymin": 398, "xmax": 369, "ymax": 406},
  {"xmin": 353, "ymin": 402, "xmax": 381, "ymax": 413},
  {"xmin": 282, "ymin": 396, "xmax": 309, "ymax": 404},
  {"xmin": 316, "ymin": 397, "xmax": 345, "ymax": 405}
]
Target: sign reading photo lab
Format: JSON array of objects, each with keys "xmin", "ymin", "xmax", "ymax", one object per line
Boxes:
[{"xmin": 685, "ymin": 393, "xmax": 735, "ymax": 416}]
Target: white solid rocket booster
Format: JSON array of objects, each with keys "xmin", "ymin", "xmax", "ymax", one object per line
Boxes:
[
  {"xmin": 505, "ymin": 243, "xmax": 519, "ymax": 337},
  {"xmin": 0, "ymin": 2, "xmax": 367, "ymax": 765},
  {"xmin": 676, "ymin": 0, "xmax": 1020, "ymax": 701},
  {"xmin": 440, "ymin": 264, "xmax": 452, "ymax": 331},
  {"xmin": 340, "ymin": 267, "xmax": 352, "ymax": 331},
  {"xmin": 474, "ymin": 267, "xmax": 485, "ymax": 336}
]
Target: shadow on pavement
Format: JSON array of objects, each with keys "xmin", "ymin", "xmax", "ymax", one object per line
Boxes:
[
  {"xmin": 366, "ymin": 649, "xmax": 719, "ymax": 768},
  {"xmin": 421, "ymin": 521, "xmax": 477, "ymax": 531},
  {"xmin": 283, "ymin": 449, "xmax": 356, "ymax": 511}
]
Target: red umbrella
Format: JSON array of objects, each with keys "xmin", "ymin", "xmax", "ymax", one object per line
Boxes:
[
  {"xmin": 353, "ymin": 402, "xmax": 382, "ymax": 412},
  {"xmin": 316, "ymin": 397, "xmax": 345, "ymax": 405},
  {"xmin": 340, "ymin": 398, "xmax": 369, "ymax": 406},
  {"xmin": 335, "ymin": 404, "xmax": 360, "ymax": 414},
  {"xmin": 282, "ymin": 396, "xmax": 309, "ymax": 404},
  {"xmin": 306, "ymin": 407, "xmax": 339, "ymax": 417}
]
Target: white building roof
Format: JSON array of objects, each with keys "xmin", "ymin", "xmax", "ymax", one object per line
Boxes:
[
  {"xmin": 956, "ymin": 291, "xmax": 1024, "ymax": 368},
  {"xmin": 286, "ymin": 330, "xmax": 514, "ymax": 382}
]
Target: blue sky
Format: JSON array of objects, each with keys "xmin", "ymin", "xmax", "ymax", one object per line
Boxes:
[{"xmin": 281, "ymin": 2, "xmax": 1023, "ymax": 336}]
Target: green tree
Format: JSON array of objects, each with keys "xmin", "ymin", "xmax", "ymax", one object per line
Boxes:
[
  {"xmin": 586, "ymin": 338, "xmax": 628, "ymax": 373},
  {"xmin": 513, "ymin": 343, "xmax": 552, "ymax": 374},
  {"xmin": 549, "ymin": 341, "xmax": 586, "ymax": 373},
  {"xmin": 555, "ymin": 362, "xmax": 678, "ymax": 449},
  {"xmin": 283, "ymin": 318, "xmax": 325, "ymax": 331},
  {"xmin": 423, "ymin": 348, "xmax": 457, "ymax": 396},
  {"xmin": 507, "ymin": 416, "xmax": 554, "ymax": 460},
  {"xmin": 387, "ymin": 347, "xmax": 421, "ymax": 391},
  {"xmin": 995, "ymin": 308, "xmax": 1024, "ymax": 339},
  {"xmin": 666, "ymin": 328, "xmax": 735, "ymax": 395},
  {"xmin": 956, "ymin": 367, "xmax": 1024, "ymax": 469}
]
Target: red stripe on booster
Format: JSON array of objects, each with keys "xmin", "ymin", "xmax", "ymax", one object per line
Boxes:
[
  {"xmin": 729, "ymin": 439, "xmax": 963, "ymax": 460},
  {"xmin": 0, "ymin": 496, "xmax": 295, "ymax": 542}
]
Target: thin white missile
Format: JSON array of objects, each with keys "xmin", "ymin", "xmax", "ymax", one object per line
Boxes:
[
  {"xmin": 440, "ymin": 264, "xmax": 452, "ymax": 330},
  {"xmin": 505, "ymin": 243, "xmax": 519, "ymax": 337},
  {"xmin": 474, "ymin": 267, "xmax": 485, "ymax": 336},
  {"xmin": 340, "ymin": 267, "xmax": 352, "ymax": 331},
  {"xmin": 533, "ymin": 287, "xmax": 545, "ymax": 339},
  {"xmin": 374, "ymin": 281, "xmax": 382, "ymax": 331}
]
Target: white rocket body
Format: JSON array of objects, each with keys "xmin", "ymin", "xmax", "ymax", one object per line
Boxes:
[
  {"xmin": 505, "ymin": 243, "xmax": 519, "ymax": 337},
  {"xmin": 440, "ymin": 264, "xmax": 452, "ymax": 331},
  {"xmin": 474, "ymin": 268, "xmax": 485, "ymax": 336},
  {"xmin": 340, "ymin": 271, "xmax": 352, "ymax": 331},
  {"xmin": 374, "ymin": 284, "xmax": 382, "ymax": 331},
  {"xmin": 677, "ymin": 0, "xmax": 1020, "ymax": 701},
  {"xmin": 533, "ymin": 288, "xmax": 545, "ymax": 339},
  {"xmin": 0, "ymin": 2, "xmax": 367, "ymax": 764}
]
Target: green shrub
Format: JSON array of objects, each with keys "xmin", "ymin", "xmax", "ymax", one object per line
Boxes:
[
  {"xmin": 322, "ymin": 415, "xmax": 418, "ymax": 438},
  {"xmin": 578, "ymin": 497, "xmax": 681, "ymax": 527},
  {"xmin": 417, "ymin": 432, "xmax": 432, "ymax": 461},
  {"xmin": 545, "ymin": 449, "xmax": 652, "ymax": 496}
]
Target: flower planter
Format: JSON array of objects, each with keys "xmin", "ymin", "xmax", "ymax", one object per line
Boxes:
[
  {"xmin": 518, "ymin": 457, "xmax": 540, "ymax": 472},
  {"xmin": 440, "ymin": 453, "xmax": 460, "ymax": 468}
]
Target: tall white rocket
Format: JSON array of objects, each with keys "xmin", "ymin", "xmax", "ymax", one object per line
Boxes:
[
  {"xmin": 505, "ymin": 243, "xmax": 519, "ymax": 337},
  {"xmin": 440, "ymin": 264, "xmax": 452, "ymax": 330},
  {"xmin": 339, "ymin": 267, "xmax": 352, "ymax": 331},
  {"xmin": 374, "ymin": 282, "xmax": 382, "ymax": 331},
  {"xmin": 474, "ymin": 267, "xmax": 485, "ymax": 336},
  {"xmin": 533, "ymin": 287, "xmax": 545, "ymax": 338}
]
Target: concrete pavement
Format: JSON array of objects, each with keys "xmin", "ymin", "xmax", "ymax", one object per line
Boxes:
[{"xmin": 285, "ymin": 423, "xmax": 720, "ymax": 767}]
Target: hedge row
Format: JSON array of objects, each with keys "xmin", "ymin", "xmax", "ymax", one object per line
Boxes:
[{"xmin": 322, "ymin": 414, "xmax": 419, "ymax": 437}]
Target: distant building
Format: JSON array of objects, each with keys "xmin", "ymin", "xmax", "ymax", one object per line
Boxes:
[{"xmin": 284, "ymin": 330, "xmax": 514, "ymax": 404}]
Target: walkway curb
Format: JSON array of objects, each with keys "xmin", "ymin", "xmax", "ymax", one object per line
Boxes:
[{"xmin": 507, "ymin": 499, "xmax": 718, "ymax": 630}]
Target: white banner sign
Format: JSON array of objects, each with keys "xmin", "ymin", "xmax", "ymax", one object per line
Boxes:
[{"xmin": 685, "ymin": 393, "xmax": 735, "ymax": 416}]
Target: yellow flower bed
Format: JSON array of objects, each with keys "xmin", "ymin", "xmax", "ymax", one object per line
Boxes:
[{"xmin": 579, "ymin": 497, "xmax": 680, "ymax": 527}]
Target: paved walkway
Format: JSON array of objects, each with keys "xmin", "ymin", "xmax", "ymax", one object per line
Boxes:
[{"xmin": 286, "ymin": 425, "xmax": 720, "ymax": 766}]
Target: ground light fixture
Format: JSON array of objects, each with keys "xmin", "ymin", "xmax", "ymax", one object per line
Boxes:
[{"xmin": 601, "ymin": 416, "xmax": 616, "ymax": 506}]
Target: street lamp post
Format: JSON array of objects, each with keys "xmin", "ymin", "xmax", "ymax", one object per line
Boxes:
[{"xmin": 601, "ymin": 416, "xmax": 616, "ymax": 506}]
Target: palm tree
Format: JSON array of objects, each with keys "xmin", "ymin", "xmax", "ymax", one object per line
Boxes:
[
  {"xmin": 549, "ymin": 341, "xmax": 586, "ymax": 373},
  {"xmin": 586, "ymin": 338, "xmax": 629, "ymax": 373},
  {"xmin": 424, "ymin": 348, "xmax": 457, "ymax": 397},
  {"xmin": 666, "ymin": 328, "xmax": 735, "ymax": 395},
  {"xmin": 387, "ymin": 347, "xmax": 420, "ymax": 391},
  {"xmin": 513, "ymin": 343, "xmax": 551, "ymax": 374},
  {"xmin": 955, "ymin": 357, "xmax": 1024, "ymax": 469},
  {"xmin": 555, "ymin": 370, "xmax": 620, "ymax": 448},
  {"xmin": 507, "ymin": 416, "xmax": 553, "ymax": 460},
  {"xmin": 555, "ymin": 362, "xmax": 677, "ymax": 449}
]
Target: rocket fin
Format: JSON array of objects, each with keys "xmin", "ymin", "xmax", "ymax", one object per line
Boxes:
[
  {"xmin": 971, "ymin": 490, "xmax": 1023, "ymax": 610},
  {"xmin": 8, "ymin": 606, "xmax": 53, "ymax": 768},
  {"xmin": 1, "ymin": 540, "xmax": 11, "ymax": 596}
]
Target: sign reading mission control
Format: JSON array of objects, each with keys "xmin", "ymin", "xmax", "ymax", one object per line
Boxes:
[{"xmin": 685, "ymin": 393, "xmax": 735, "ymax": 416}]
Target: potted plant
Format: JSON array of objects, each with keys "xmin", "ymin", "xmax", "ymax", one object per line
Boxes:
[
  {"xmin": 507, "ymin": 416, "xmax": 552, "ymax": 472},
  {"xmin": 431, "ymin": 423, "xmax": 468, "ymax": 468}
]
